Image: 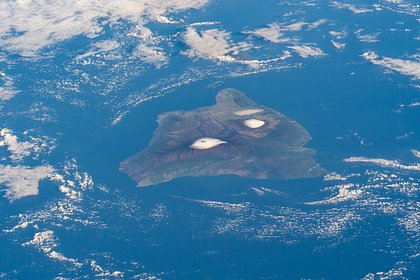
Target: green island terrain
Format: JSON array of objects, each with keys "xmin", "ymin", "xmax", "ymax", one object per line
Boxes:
[{"xmin": 120, "ymin": 88, "xmax": 325, "ymax": 186}]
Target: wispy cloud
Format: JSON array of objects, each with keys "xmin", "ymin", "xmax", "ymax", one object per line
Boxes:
[
  {"xmin": 362, "ymin": 51, "xmax": 420, "ymax": 80},
  {"xmin": 244, "ymin": 19, "xmax": 327, "ymax": 44},
  {"xmin": 75, "ymin": 40, "xmax": 121, "ymax": 60},
  {"xmin": 329, "ymin": 30, "xmax": 347, "ymax": 49},
  {"xmin": 355, "ymin": 29, "xmax": 379, "ymax": 43},
  {"xmin": 23, "ymin": 230, "xmax": 81, "ymax": 266},
  {"xmin": 331, "ymin": 40, "xmax": 346, "ymax": 49},
  {"xmin": 344, "ymin": 156, "xmax": 420, "ymax": 171},
  {"xmin": 411, "ymin": 149, "xmax": 420, "ymax": 159},
  {"xmin": 331, "ymin": 1, "xmax": 375, "ymax": 14},
  {"xmin": 305, "ymin": 183, "xmax": 362, "ymax": 205},
  {"xmin": 288, "ymin": 45, "xmax": 326, "ymax": 58}
]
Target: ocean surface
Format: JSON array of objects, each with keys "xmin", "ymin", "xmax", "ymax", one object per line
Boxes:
[{"xmin": 1, "ymin": 0, "xmax": 419, "ymax": 278}]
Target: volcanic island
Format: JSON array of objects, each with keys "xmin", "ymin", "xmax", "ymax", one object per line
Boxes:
[{"xmin": 120, "ymin": 88, "xmax": 325, "ymax": 186}]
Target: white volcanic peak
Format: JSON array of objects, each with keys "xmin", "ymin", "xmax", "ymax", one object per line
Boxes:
[
  {"xmin": 190, "ymin": 137, "xmax": 227, "ymax": 150},
  {"xmin": 182, "ymin": 27, "xmax": 251, "ymax": 61},
  {"xmin": 362, "ymin": 51, "xmax": 420, "ymax": 80},
  {"xmin": 234, "ymin": 109, "xmax": 263, "ymax": 116},
  {"xmin": 244, "ymin": 119, "xmax": 265, "ymax": 128},
  {"xmin": 0, "ymin": 165, "xmax": 55, "ymax": 200},
  {"xmin": 344, "ymin": 157, "xmax": 420, "ymax": 171},
  {"xmin": 288, "ymin": 45, "xmax": 326, "ymax": 58},
  {"xmin": 0, "ymin": 0, "xmax": 210, "ymax": 56}
]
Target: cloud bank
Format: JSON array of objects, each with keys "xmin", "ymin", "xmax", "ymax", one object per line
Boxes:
[{"xmin": 0, "ymin": 0, "xmax": 210, "ymax": 56}]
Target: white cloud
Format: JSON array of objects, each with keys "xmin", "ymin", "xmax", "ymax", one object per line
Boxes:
[
  {"xmin": 356, "ymin": 30, "xmax": 379, "ymax": 43},
  {"xmin": 76, "ymin": 40, "xmax": 121, "ymax": 60},
  {"xmin": 0, "ymin": 158, "xmax": 94, "ymax": 201},
  {"xmin": 308, "ymin": 19, "xmax": 328, "ymax": 29},
  {"xmin": 305, "ymin": 183, "xmax": 362, "ymax": 205},
  {"xmin": 329, "ymin": 30, "xmax": 347, "ymax": 39},
  {"xmin": 324, "ymin": 173, "xmax": 347, "ymax": 181},
  {"xmin": 329, "ymin": 31, "xmax": 347, "ymax": 49},
  {"xmin": 362, "ymin": 51, "xmax": 420, "ymax": 80},
  {"xmin": 0, "ymin": 165, "xmax": 55, "ymax": 200},
  {"xmin": 0, "ymin": 128, "xmax": 55, "ymax": 162},
  {"xmin": 181, "ymin": 27, "xmax": 292, "ymax": 68},
  {"xmin": 189, "ymin": 21, "xmax": 220, "ymax": 27},
  {"xmin": 244, "ymin": 20, "xmax": 327, "ymax": 44},
  {"xmin": 411, "ymin": 149, "xmax": 420, "ymax": 159},
  {"xmin": 283, "ymin": 22, "xmax": 307, "ymax": 31},
  {"xmin": 0, "ymin": 72, "xmax": 19, "ymax": 101},
  {"xmin": 0, "ymin": 88, "xmax": 18, "ymax": 102},
  {"xmin": 131, "ymin": 44, "xmax": 168, "ymax": 68},
  {"xmin": 0, "ymin": 128, "xmax": 35, "ymax": 162},
  {"xmin": 288, "ymin": 45, "xmax": 326, "ymax": 58},
  {"xmin": 358, "ymin": 34, "xmax": 379, "ymax": 43},
  {"xmin": 182, "ymin": 27, "xmax": 251, "ymax": 62},
  {"xmin": 331, "ymin": 1, "xmax": 374, "ymax": 13},
  {"xmin": 91, "ymin": 260, "xmax": 124, "ymax": 278},
  {"xmin": 331, "ymin": 40, "xmax": 346, "ymax": 49},
  {"xmin": 0, "ymin": 0, "xmax": 210, "ymax": 57},
  {"xmin": 23, "ymin": 230, "xmax": 81, "ymax": 266},
  {"xmin": 344, "ymin": 157, "xmax": 420, "ymax": 171},
  {"xmin": 244, "ymin": 23, "xmax": 288, "ymax": 44}
]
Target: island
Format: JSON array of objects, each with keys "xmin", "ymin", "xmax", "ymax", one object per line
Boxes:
[{"xmin": 120, "ymin": 88, "xmax": 325, "ymax": 186}]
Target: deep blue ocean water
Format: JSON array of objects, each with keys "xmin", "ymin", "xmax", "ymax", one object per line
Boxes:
[{"xmin": 1, "ymin": 0, "xmax": 419, "ymax": 279}]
